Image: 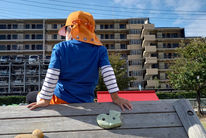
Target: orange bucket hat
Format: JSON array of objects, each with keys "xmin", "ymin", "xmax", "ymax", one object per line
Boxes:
[{"xmin": 58, "ymin": 11, "xmax": 102, "ymax": 46}]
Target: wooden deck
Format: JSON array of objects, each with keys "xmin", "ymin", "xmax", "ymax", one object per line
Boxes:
[{"xmin": 0, "ymin": 99, "xmax": 205, "ymax": 138}]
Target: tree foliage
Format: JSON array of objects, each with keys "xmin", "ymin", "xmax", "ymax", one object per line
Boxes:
[
  {"xmin": 168, "ymin": 38, "xmax": 206, "ymax": 114},
  {"xmin": 96, "ymin": 53, "xmax": 135, "ymax": 92}
]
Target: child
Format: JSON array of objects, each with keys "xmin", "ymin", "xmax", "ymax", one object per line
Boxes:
[{"xmin": 27, "ymin": 11, "xmax": 133, "ymax": 111}]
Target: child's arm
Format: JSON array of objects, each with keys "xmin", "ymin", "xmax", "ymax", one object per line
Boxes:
[
  {"xmin": 101, "ymin": 65, "xmax": 133, "ymax": 111},
  {"xmin": 27, "ymin": 68, "xmax": 60, "ymax": 110}
]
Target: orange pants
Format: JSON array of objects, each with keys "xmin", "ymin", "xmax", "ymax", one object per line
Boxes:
[{"xmin": 38, "ymin": 92, "xmax": 69, "ymax": 104}]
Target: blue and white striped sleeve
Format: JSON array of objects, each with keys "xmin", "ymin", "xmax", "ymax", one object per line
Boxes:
[
  {"xmin": 39, "ymin": 68, "xmax": 60, "ymax": 100},
  {"xmin": 101, "ymin": 65, "xmax": 119, "ymax": 93}
]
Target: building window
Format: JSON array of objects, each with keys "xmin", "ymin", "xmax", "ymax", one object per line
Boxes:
[
  {"xmin": 105, "ymin": 44, "xmax": 109, "ymax": 49},
  {"xmin": 36, "ymin": 34, "xmax": 43, "ymax": 39},
  {"xmin": 7, "ymin": 45, "xmax": 11, "ymax": 50},
  {"xmin": 36, "ymin": 45, "xmax": 43, "ymax": 50},
  {"xmin": 100, "ymin": 24, "xmax": 114, "ymax": 29},
  {"xmin": 12, "ymin": 45, "xmax": 17, "ymax": 50},
  {"xmin": 171, "ymin": 33, "xmax": 178, "ymax": 38},
  {"xmin": 37, "ymin": 24, "xmax": 43, "ymax": 29},
  {"xmin": 152, "ymin": 64, "xmax": 158, "ymax": 68},
  {"xmin": 110, "ymin": 34, "xmax": 114, "ymax": 39},
  {"xmin": 110, "ymin": 24, "xmax": 114, "ymax": 29},
  {"xmin": 120, "ymin": 44, "xmax": 127, "ymax": 49},
  {"xmin": 100, "ymin": 34, "xmax": 104, "ymax": 39},
  {"xmin": 129, "ymin": 59, "xmax": 142, "ymax": 65},
  {"xmin": 24, "ymin": 45, "xmax": 30, "ymax": 50},
  {"xmin": 110, "ymin": 44, "xmax": 115, "ymax": 49},
  {"xmin": 0, "ymin": 24, "xmax": 6, "ymax": 29},
  {"xmin": 119, "ymin": 24, "xmax": 126, "ymax": 29},
  {"xmin": 32, "ymin": 45, "xmax": 35, "ymax": 50},
  {"xmin": 129, "ymin": 71, "xmax": 143, "ymax": 76},
  {"xmin": 25, "ymin": 24, "xmax": 30, "ymax": 29},
  {"xmin": 61, "ymin": 36, "xmax": 65, "ymax": 39},
  {"xmin": 32, "ymin": 34, "xmax": 35, "ymax": 39},
  {"xmin": 120, "ymin": 34, "xmax": 126, "ymax": 39},
  {"xmin": 168, "ymin": 43, "xmax": 171, "ymax": 48},
  {"xmin": 13, "ymin": 24, "xmax": 18, "ymax": 29},
  {"xmin": 0, "ymin": 45, "xmax": 6, "ymax": 50},
  {"xmin": 129, "ymin": 29, "xmax": 141, "ymax": 34},
  {"xmin": 173, "ymin": 43, "xmax": 179, "ymax": 48},
  {"xmin": 53, "ymin": 24, "xmax": 57, "ymax": 29},
  {"xmin": 105, "ymin": 34, "xmax": 109, "ymax": 39},
  {"xmin": 129, "ymin": 19, "xmax": 146, "ymax": 24},
  {"xmin": 7, "ymin": 35, "xmax": 11, "ymax": 40},
  {"xmin": 25, "ymin": 34, "xmax": 30, "ymax": 39},
  {"xmin": 130, "ymin": 50, "xmax": 142, "ymax": 55},
  {"xmin": 53, "ymin": 34, "xmax": 57, "ymax": 39},
  {"xmin": 0, "ymin": 35, "xmax": 6, "ymax": 40},
  {"xmin": 165, "ymin": 63, "xmax": 169, "ymax": 69},
  {"xmin": 8, "ymin": 24, "xmax": 11, "ymax": 29},
  {"xmin": 32, "ymin": 24, "xmax": 36, "ymax": 29},
  {"xmin": 130, "ymin": 39, "xmax": 141, "ymax": 44},
  {"xmin": 12, "ymin": 34, "xmax": 18, "ymax": 39}
]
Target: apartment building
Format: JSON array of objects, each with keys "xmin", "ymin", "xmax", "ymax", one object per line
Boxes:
[{"xmin": 0, "ymin": 18, "xmax": 185, "ymax": 94}]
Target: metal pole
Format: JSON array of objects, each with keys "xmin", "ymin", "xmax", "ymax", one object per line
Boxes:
[
  {"xmin": 38, "ymin": 61, "xmax": 41, "ymax": 91},
  {"xmin": 43, "ymin": 19, "xmax": 46, "ymax": 63},
  {"xmin": 23, "ymin": 62, "xmax": 26, "ymax": 93},
  {"xmin": 8, "ymin": 62, "xmax": 11, "ymax": 93}
]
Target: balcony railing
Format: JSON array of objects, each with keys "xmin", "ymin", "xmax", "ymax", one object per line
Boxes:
[
  {"xmin": 144, "ymin": 57, "xmax": 157, "ymax": 64},
  {"xmin": 126, "ymin": 24, "xmax": 142, "ymax": 30},
  {"xmin": 127, "ymin": 34, "xmax": 140, "ymax": 39},
  {"xmin": 146, "ymin": 80, "xmax": 159, "ymax": 87},
  {"xmin": 145, "ymin": 69, "xmax": 158, "ymax": 75}
]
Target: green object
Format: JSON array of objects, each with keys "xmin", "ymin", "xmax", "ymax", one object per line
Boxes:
[{"xmin": 97, "ymin": 110, "xmax": 122, "ymax": 129}]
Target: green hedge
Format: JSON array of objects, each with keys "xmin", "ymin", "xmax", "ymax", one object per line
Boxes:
[
  {"xmin": 0, "ymin": 91, "xmax": 206, "ymax": 105},
  {"xmin": 156, "ymin": 91, "xmax": 206, "ymax": 99},
  {"xmin": 0, "ymin": 96, "xmax": 26, "ymax": 105}
]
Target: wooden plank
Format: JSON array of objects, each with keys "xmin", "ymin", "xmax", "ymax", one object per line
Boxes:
[
  {"xmin": 0, "ymin": 100, "xmax": 176, "ymax": 119},
  {"xmin": 0, "ymin": 127, "xmax": 188, "ymax": 138},
  {"xmin": 0, "ymin": 113, "xmax": 182, "ymax": 135},
  {"xmin": 173, "ymin": 99, "xmax": 206, "ymax": 138}
]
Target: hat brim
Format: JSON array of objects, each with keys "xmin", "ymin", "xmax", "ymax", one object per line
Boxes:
[{"xmin": 58, "ymin": 26, "xmax": 66, "ymax": 36}]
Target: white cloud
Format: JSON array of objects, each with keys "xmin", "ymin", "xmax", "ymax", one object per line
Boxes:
[
  {"xmin": 113, "ymin": 0, "xmax": 206, "ymax": 36},
  {"xmin": 185, "ymin": 15, "xmax": 206, "ymax": 37}
]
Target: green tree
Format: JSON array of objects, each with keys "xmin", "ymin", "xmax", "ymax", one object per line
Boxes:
[
  {"xmin": 96, "ymin": 53, "xmax": 135, "ymax": 92},
  {"xmin": 168, "ymin": 38, "xmax": 206, "ymax": 115}
]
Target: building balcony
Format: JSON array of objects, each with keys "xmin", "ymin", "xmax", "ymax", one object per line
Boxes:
[
  {"xmin": 157, "ymin": 48, "xmax": 177, "ymax": 52},
  {"xmin": 0, "ymin": 50, "xmax": 44, "ymax": 55},
  {"xmin": 127, "ymin": 44, "xmax": 141, "ymax": 50},
  {"xmin": 127, "ymin": 34, "xmax": 140, "ymax": 39},
  {"xmin": 128, "ymin": 65, "xmax": 142, "ymax": 71},
  {"xmin": 158, "ymin": 58, "xmax": 177, "ymax": 62},
  {"xmin": 0, "ymin": 39, "xmax": 43, "ymax": 42},
  {"xmin": 101, "ymin": 39, "xmax": 128, "ymax": 42},
  {"xmin": 156, "ymin": 37, "xmax": 184, "ymax": 41},
  {"xmin": 126, "ymin": 24, "xmax": 142, "ymax": 30},
  {"xmin": 143, "ymin": 35, "xmax": 156, "ymax": 41},
  {"xmin": 0, "ymin": 29, "xmax": 43, "ymax": 32},
  {"xmin": 142, "ymin": 35, "xmax": 156, "ymax": 48},
  {"xmin": 144, "ymin": 57, "xmax": 157, "ymax": 65},
  {"xmin": 158, "ymin": 68, "xmax": 172, "ymax": 72},
  {"xmin": 143, "ymin": 46, "xmax": 157, "ymax": 57},
  {"xmin": 95, "ymin": 28, "xmax": 127, "ymax": 32},
  {"xmin": 145, "ymin": 69, "xmax": 158, "ymax": 76},
  {"xmin": 146, "ymin": 80, "xmax": 159, "ymax": 87},
  {"xmin": 128, "ymin": 55, "xmax": 141, "ymax": 60},
  {"xmin": 141, "ymin": 24, "xmax": 155, "ymax": 38}
]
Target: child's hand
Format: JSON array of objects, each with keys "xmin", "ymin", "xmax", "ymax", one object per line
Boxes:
[
  {"xmin": 27, "ymin": 99, "xmax": 50, "ymax": 110},
  {"xmin": 110, "ymin": 92, "xmax": 133, "ymax": 111}
]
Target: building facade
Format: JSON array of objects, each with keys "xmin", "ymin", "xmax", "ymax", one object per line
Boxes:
[{"xmin": 0, "ymin": 18, "xmax": 185, "ymax": 94}]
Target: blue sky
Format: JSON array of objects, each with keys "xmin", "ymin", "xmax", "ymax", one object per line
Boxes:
[{"xmin": 0, "ymin": 0, "xmax": 206, "ymax": 37}]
